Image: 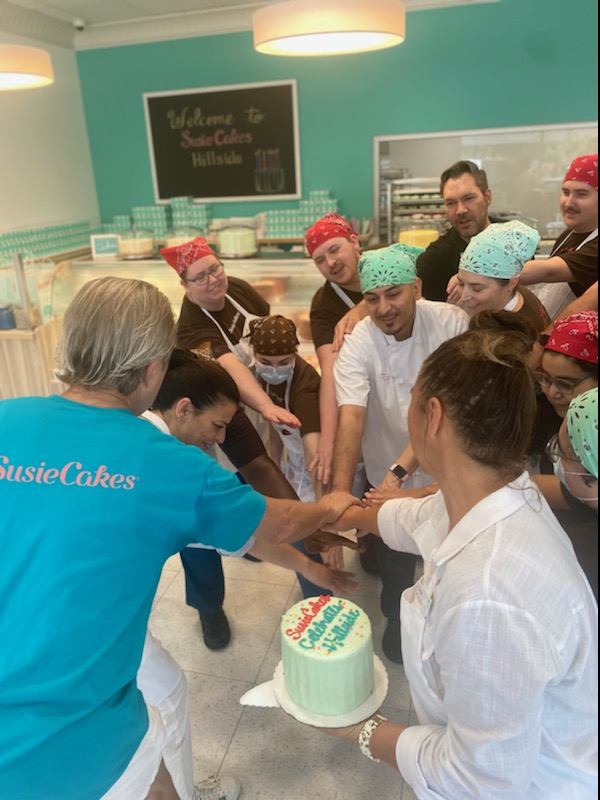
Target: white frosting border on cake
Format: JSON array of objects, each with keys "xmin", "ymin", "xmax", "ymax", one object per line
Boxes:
[{"xmin": 272, "ymin": 656, "xmax": 388, "ymax": 727}]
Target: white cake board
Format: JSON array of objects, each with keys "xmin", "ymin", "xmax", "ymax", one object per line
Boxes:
[{"xmin": 269, "ymin": 655, "xmax": 388, "ymax": 728}]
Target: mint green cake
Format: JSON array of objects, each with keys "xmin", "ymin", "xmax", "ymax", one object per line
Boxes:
[{"xmin": 280, "ymin": 595, "xmax": 374, "ymax": 716}]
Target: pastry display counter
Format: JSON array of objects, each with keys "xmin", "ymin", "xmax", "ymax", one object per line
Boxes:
[{"xmin": 1, "ymin": 253, "xmax": 326, "ymax": 398}]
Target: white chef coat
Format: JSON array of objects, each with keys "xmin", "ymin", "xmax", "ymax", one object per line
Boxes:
[
  {"xmin": 378, "ymin": 473, "xmax": 598, "ymax": 800},
  {"xmin": 333, "ymin": 298, "xmax": 468, "ymax": 487}
]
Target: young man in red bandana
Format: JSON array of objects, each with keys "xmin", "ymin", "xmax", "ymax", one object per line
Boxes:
[
  {"xmin": 306, "ymin": 214, "xmax": 364, "ymax": 490},
  {"xmin": 519, "ymin": 153, "xmax": 598, "ymax": 300}
]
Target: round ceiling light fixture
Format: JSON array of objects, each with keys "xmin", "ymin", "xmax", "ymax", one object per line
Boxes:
[{"xmin": 253, "ymin": 0, "xmax": 406, "ymax": 57}]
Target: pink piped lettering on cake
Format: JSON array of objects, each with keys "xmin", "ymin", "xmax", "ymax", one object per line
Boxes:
[{"xmin": 285, "ymin": 595, "xmax": 331, "ymax": 640}]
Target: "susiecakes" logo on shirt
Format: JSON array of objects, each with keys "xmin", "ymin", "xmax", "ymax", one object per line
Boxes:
[{"xmin": 0, "ymin": 455, "xmax": 138, "ymax": 490}]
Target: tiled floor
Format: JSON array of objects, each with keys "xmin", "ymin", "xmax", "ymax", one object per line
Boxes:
[{"xmin": 149, "ymin": 547, "xmax": 419, "ymax": 800}]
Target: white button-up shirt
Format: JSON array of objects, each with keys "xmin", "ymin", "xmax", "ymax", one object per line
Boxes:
[
  {"xmin": 378, "ymin": 473, "xmax": 598, "ymax": 799},
  {"xmin": 334, "ymin": 299, "xmax": 468, "ymax": 486}
]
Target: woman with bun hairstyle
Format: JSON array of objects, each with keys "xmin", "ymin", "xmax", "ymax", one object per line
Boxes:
[{"xmin": 321, "ymin": 327, "xmax": 597, "ymax": 799}]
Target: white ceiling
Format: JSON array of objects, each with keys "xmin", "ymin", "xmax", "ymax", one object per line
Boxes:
[
  {"xmin": 6, "ymin": 0, "xmax": 264, "ymax": 27},
  {"xmin": 0, "ymin": 0, "xmax": 499, "ymax": 49}
]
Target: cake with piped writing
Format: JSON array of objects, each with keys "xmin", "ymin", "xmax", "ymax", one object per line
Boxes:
[{"xmin": 280, "ymin": 595, "xmax": 374, "ymax": 716}]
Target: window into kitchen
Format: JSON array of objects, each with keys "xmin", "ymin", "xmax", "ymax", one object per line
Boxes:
[{"xmin": 374, "ymin": 122, "xmax": 598, "ymax": 246}]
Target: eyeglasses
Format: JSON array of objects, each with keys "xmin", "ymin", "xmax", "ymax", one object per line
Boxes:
[
  {"xmin": 184, "ymin": 262, "xmax": 224, "ymax": 286},
  {"xmin": 533, "ymin": 370, "xmax": 594, "ymax": 396},
  {"xmin": 545, "ymin": 433, "xmax": 570, "ymax": 464}
]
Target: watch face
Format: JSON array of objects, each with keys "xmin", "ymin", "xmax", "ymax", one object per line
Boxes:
[{"xmin": 391, "ymin": 464, "xmax": 407, "ymax": 480}]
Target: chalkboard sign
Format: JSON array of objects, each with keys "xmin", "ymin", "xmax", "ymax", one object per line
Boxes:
[{"xmin": 144, "ymin": 80, "xmax": 301, "ymax": 203}]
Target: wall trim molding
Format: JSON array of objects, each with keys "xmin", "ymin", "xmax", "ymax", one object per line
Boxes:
[{"xmin": 0, "ymin": 0, "xmax": 74, "ymax": 48}]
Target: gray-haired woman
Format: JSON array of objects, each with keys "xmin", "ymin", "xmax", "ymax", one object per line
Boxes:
[{"xmin": 0, "ymin": 276, "xmax": 357, "ymax": 800}]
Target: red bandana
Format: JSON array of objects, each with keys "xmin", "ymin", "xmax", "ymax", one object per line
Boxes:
[
  {"xmin": 545, "ymin": 311, "xmax": 598, "ymax": 364},
  {"xmin": 563, "ymin": 154, "xmax": 598, "ymax": 191},
  {"xmin": 304, "ymin": 213, "xmax": 356, "ymax": 257},
  {"xmin": 160, "ymin": 237, "xmax": 216, "ymax": 276}
]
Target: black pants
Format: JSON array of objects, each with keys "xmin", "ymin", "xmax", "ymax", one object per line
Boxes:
[{"xmin": 364, "ymin": 481, "xmax": 418, "ymax": 619}]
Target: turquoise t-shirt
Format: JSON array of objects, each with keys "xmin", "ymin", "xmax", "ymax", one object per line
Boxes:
[{"xmin": 0, "ymin": 395, "xmax": 267, "ymax": 800}]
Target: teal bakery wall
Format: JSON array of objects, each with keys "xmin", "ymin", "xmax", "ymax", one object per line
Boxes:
[{"xmin": 76, "ymin": 0, "xmax": 598, "ymax": 224}]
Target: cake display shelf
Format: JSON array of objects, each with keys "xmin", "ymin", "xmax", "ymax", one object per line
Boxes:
[{"xmin": 240, "ymin": 656, "xmax": 388, "ymax": 728}]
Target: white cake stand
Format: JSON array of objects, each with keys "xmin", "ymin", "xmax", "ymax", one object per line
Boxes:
[{"xmin": 271, "ymin": 655, "xmax": 388, "ymax": 728}]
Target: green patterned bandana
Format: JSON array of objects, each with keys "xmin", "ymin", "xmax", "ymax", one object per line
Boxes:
[
  {"xmin": 459, "ymin": 220, "xmax": 540, "ymax": 279},
  {"xmin": 358, "ymin": 243, "xmax": 424, "ymax": 293},
  {"xmin": 567, "ymin": 387, "xmax": 598, "ymax": 479}
]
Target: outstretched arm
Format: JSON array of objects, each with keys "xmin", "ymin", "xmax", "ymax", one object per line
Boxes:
[
  {"xmin": 248, "ymin": 539, "xmax": 359, "ymax": 595},
  {"xmin": 518, "ymin": 255, "xmax": 574, "ymax": 286},
  {"xmin": 253, "ymin": 492, "xmax": 362, "ymax": 546}
]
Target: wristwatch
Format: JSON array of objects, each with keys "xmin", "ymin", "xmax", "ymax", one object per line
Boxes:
[
  {"xmin": 389, "ymin": 462, "xmax": 408, "ymax": 483},
  {"xmin": 358, "ymin": 713, "xmax": 387, "ymax": 762}
]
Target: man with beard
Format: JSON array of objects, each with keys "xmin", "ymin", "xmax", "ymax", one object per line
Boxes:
[
  {"xmin": 416, "ymin": 160, "xmax": 494, "ymax": 302},
  {"xmin": 332, "ymin": 243, "xmax": 468, "ymax": 661}
]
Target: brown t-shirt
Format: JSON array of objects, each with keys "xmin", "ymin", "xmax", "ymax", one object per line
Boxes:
[
  {"xmin": 309, "ymin": 282, "xmax": 363, "ymax": 349},
  {"xmin": 257, "ymin": 356, "xmax": 321, "ymax": 437},
  {"xmin": 551, "ymin": 229, "xmax": 598, "ymax": 296},
  {"xmin": 220, "ymin": 408, "xmax": 266, "ymax": 468},
  {"xmin": 516, "ymin": 285, "xmax": 551, "ymax": 333},
  {"xmin": 176, "ymin": 276, "xmax": 270, "ymax": 357}
]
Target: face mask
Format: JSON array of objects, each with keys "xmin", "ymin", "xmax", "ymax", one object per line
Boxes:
[
  {"xmin": 255, "ymin": 362, "xmax": 295, "ymax": 385},
  {"xmin": 553, "ymin": 458, "xmax": 598, "ymax": 504}
]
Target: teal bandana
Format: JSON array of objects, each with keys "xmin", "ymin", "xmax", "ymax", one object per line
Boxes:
[
  {"xmin": 358, "ymin": 243, "xmax": 424, "ymax": 293},
  {"xmin": 567, "ymin": 387, "xmax": 598, "ymax": 479},
  {"xmin": 459, "ymin": 220, "xmax": 540, "ymax": 279}
]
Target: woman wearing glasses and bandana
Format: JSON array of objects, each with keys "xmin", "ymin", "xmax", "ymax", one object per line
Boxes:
[
  {"xmin": 160, "ymin": 238, "xmax": 300, "ymax": 432},
  {"xmin": 533, "ymin": 312, "xmax": 598, "ymax": 598}
]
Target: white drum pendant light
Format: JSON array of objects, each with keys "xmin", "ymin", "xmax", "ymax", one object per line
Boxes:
[
  {"xmin": 253, "ymin": 0, "xmax": 406, "ymax": 57},
  {"xmin": 0, "ymin": 44, "xmax": 54, "ymax": 90}
]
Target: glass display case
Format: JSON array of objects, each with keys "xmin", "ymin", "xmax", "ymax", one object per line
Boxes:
[
  {"xmin": 0, "ymin": 253, "xmax": 323, "ymax": 398},
  {"xmin": 0, "ymin": 254, "xmax": 68, "ymax": 399}
]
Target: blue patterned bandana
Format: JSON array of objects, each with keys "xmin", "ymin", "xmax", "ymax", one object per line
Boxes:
[
  {"xmin": 567, "ymin": 388, "xmax": 598, "ymax": 479},
  {"xmin": 459, "ymin": 220, "xmax": 540, "ymax": 279},
  {"xmin": 358, "ymin": 243, "xmax": 424, "ymax": 293}
]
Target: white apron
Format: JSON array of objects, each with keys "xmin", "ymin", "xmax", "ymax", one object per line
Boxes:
[
  {"xmin": 200, "ymin": 292, "xmax": 261, "ymax": 369},
  {"xmin": 267, "ymin": 375, "xmax": 315, "ymax": 502},
  {"xmin": 201, "ymin": 294, "xmax": 269, "ymax": 454},
  {"xmin": 329, "ymin": 280, "xmax": 357, "ymax": 309},
  {"xmin": 549, "ymin": 227, "xmax": 598, "ymax": 257}
]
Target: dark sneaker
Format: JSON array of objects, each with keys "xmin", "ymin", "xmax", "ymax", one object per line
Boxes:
[
  {"xmin": 193, "ymin": 774, "xmax": 240, "ymax": 800},
  {"xmin": 199, "ymin": 609, "xmax": 231, "ymax": 650},
  {"xmin": 382, "ymin": 618, "xmax": 403, "ymax": 664}
]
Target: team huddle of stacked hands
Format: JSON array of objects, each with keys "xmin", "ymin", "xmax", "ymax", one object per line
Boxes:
[{"xmin": 0, "ymin": 154, "xmax": 597, "ymax": 800}]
